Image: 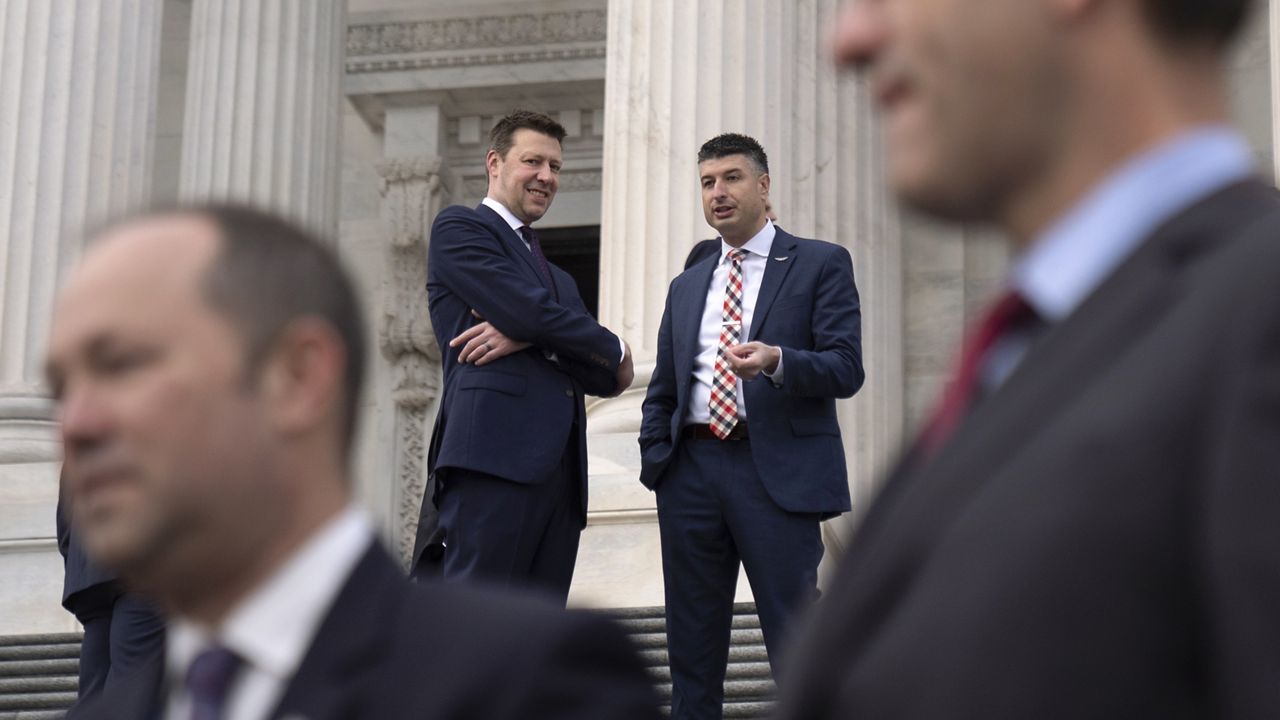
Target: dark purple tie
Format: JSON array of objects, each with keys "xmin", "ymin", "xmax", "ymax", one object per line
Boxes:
[
  {"xmin": 519, "ymin": 225, "xmax": 559, "ymax": 301},
  {"xmin": 186, "ymin": 645, "xmax": 242, "ymax": 720}
]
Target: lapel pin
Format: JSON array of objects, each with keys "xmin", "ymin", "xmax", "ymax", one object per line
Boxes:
[{"xmin": 774, "ymin": 256, "xmax": 789, "ymax": 262}]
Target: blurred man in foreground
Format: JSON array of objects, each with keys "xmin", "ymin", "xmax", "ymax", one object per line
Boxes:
[
  {"xmin": 776, "ymin": 0, "xmax": 1280, "ymax": 718},
  {"xmin": 51, "ymin": 204, "xmax": 659, "ymax": 720}
]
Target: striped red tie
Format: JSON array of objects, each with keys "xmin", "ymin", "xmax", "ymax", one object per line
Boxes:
[{"xmin": 709, "ymin": 249, "xmax": 746, "ymax": 439}]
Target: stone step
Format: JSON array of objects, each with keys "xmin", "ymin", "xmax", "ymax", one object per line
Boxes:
[
  {"xmin": 653, "ymin": 677, "xmax": 776, "ymax": 702},
  {"xmin": 0, "ymin": 659, "xmax": 79, "ymax": 677},
  {"xmin": 0, "ymin": 644, "xmax": 80, "ymax": 662},
  {"xmin": 0, "ymin": 634, "xmax": 81, "ymax": 649},
  {"xmin": 0, "ymin": 691, "xmax": 78, "ymax": 711},
  {"xmin": 639, "ymin": 642, "xmax": 771, "ymax": 667},
  {"xmin": 646, "ymin": 660, "xmax": 773, "ymax": 683},
  {"xmin": 0, "ymin": 711, "xmax": 69, "ymax": 720},
  {"xmin": 611, "ymin": 611, "xmax": 762, "ymax": 635},
  {"xmin": 627, "ymin": 627, "xmax": 764, "ymax": 650},
  {"xmin": 0, "ymin": 677, "xmax": 77, "ymax": 695}
]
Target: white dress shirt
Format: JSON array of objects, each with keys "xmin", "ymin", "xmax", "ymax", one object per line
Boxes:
[
  {"xmin": 163, "ymin": 507, "xmax": 374, "ymax": 720},
  {"xmin": 481, "ymin": 196, "xmax": 627, "ymax": 364},
  {"xmin": 687, "ymin": 220, "xmax": 783, "ymax": 425}
]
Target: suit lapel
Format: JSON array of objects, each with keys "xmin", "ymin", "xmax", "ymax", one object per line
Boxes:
[
  {"xmin": 674, "ymin": 256, "xmax": 718, "ymax": 409},
  {"xmin": 748, "ymin": 231, "xmax": 798, "ymax": 342},
  {"xmin": 268, "ymin": 545, "xmax": 400, "ymax": 720},
  {"xmin": 475, "ymin": 204, "xmax": 548, "ymax": 293}
]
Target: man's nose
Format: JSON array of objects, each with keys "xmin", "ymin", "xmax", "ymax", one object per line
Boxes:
[
  {"xmin": 833, "ymin": 0, "xmax": 887, "ymax": 70},
  {"xmin": 59, "ymin": 384, "xmax": 108, "ymax": 447}
]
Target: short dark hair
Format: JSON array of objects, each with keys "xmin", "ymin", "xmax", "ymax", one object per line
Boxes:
[
  {"xmin": 698, "ymin": 133, "xmax": 769, "ymax": 175},
  {"xmin": 489, "ymin": 110, "xmax": 567, "ymax": 159},
  {"xmin": 194, "ymin": 205, "xmax": 366, "ymax": 458},
  {"xmin": 1143, "ymin": 0, "xmax": 1253, "ymax": 48}
]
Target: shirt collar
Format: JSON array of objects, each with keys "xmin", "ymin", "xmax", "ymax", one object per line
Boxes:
[
  {"xmin": 167, "ymin": 507, "xmax": 374, "ymax": 687},
  {"xmin": 719, "ymin": 220, "xmax": 776, "ymax": 263},
  {"xmin": 482, "ymin": 196, "xmax": 527, "ymax": 233},
  {"xmin": 1014, "ymin": 126, "xmax": 1253, "ymax": 323}
]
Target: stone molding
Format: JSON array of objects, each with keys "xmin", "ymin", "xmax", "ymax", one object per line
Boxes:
[
  {"xmin": 460, "ymin": 168, "xmax": 601, "ymax": 198},
  {"xmin": 376, "ymin": 156, "xmax": 450, "ymax": 566},
  {"xmin": 347, "ymin": 10, "xmax": 606, "ymax": 73}
]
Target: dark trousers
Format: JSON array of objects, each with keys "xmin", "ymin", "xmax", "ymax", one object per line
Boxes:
[
  {"xmin": 72, "ymin": 590, "xmax": 164, "ymax": 703},
  {"xmin": 437, "ymin": 442, "xmax": 581, "ymax": 605},
  {"xmin": 656, "ymin": 438, "xmax": 824, "ymax": 720}
]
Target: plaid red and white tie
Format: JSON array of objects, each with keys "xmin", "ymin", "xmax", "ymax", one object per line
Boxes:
[{"xmin": 709, "ymin": 249, "xmax": 747, "ymax": 439}]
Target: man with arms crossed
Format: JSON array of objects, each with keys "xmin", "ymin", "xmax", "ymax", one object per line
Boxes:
[
  {"xmin": 52, "ymin": 204, "xmax": 659, "ymax": 720},
  {"xmin": 640, "ymin": 133, "xmax": 863, "ymax": 719},
  {"xmin": 423, "ymin": 110, "xmax": 634, "ymax": 603},
  {"xmin": 777, "ymin": 0, "xmax": 1280, "ymax": 717}
]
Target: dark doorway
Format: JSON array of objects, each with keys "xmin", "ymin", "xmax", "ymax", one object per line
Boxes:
[{"xmin": 539, "ymin": 225, "xmax": 601, "ymax": 318}]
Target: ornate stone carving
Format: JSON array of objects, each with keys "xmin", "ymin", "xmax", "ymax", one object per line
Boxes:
[
  {"xmin": 346, "ymin": 10, "xmax": 607, "ymax": 74},
  {"xmin": 348, "ymin": 10, "xmax": 606, "ymax": 55},
  {"xmin": 377, "ymin": 156, "xmax": 450, "ymax": 566}
]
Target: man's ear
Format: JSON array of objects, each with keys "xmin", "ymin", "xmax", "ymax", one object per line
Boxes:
[
  {"xmin": 759, "ymin": 172, "xmax": 771, "ymax": 199},
  {"xmin": 485, "ymin": 149, "xmax": 501, "ymax": 178},
  {"xmin": 257, "ymin": 317, "xmax": 346, "ymax": 442}
]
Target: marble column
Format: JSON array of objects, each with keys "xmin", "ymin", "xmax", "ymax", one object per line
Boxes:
[
  {"xmin": 579, "ymin": 0, "xmax": 904, "ymax": 606},
  {"xmin": 0, "ymin": 0, "xmax": 163, "ymax": 633},
  {"xmin": 179, "ymin": 0, "xmax": 345, "ymax": 237}
]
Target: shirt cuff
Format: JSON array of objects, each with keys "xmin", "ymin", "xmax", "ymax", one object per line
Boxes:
[
  {"xmin": 762, "ymin": 347, "xmax": 784, "ymax": 386},
  {"xmin": 618, "ymin": 337, "xmax": 627, "ymax": 364}
]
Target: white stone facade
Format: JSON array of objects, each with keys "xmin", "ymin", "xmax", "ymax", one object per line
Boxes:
[{"xmin": 0, "ymin": 0, "xmax": 1276, "ymax": 633}]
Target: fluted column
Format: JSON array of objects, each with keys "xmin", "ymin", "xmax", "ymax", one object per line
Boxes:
[
  {"xmin": 0, "ymin": 0, "xmax": 163, "ymax": 633},
  {"xmin": 588, "ymin": 0, "xmax": 904, "ymax": 597},
  {"xmin": 179, "ymin": 0, "xmax": 344, "ymax": 237},
  {"xmin": 0, "ymin": 0, "xmax": 162, "ymax": 460}
]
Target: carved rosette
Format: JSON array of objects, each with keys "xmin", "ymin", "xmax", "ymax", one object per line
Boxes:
[{"xmin": 376, "ymin": 156, "xmax": 450, "ymax": 566}]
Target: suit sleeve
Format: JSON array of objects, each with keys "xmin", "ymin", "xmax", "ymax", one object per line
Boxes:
[
  {"xmin": 1202, "ymin": 275, "xmax": 1280, "ymax": 717},
  {"xmin": 429, "ymin": 207, "xmax": 621, "ymax": 373},
  {"xmin": 555, "ymin": 289, "xmax": 624, "ymax": 397},
  {"xmin": 640, "ymin": 285, "xmax": 679, "ymax": 452},
  {"xmin": 776, "ymin": 245, "xmax": 865, "ymax": 398}
]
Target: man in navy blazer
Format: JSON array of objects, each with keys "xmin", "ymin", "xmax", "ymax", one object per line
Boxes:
[
  {"xmin": 640, "ymin": 133, "xmax": 863, "ymax": 719},
  {"xmin": 424, "ymin": 110, "xmax": 634, "ymax": 603}
]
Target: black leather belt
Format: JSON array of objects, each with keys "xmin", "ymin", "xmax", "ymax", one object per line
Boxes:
[{"xmin": 682, "ymin": 422, "xmax": 749, "ymax": 441}]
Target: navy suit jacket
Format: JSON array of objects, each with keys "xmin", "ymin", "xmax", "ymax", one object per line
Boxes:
[
  {"xmin": 68, "ymin": 543, "xmax": 662, "ymax": 720},
  {"xmin": 639, "ymin": 228, "xmax": 863, "ymax": 516},
  {"xmin": 426, "ymin": 204, "xmax": 621, "ymax": 516}
]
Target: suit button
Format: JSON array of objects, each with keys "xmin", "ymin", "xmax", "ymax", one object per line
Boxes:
[{"xmin": 564, "ymin": 388, "xmax": 574, "ymax": 397}]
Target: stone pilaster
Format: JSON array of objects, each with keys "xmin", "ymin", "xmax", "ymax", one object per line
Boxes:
[
  {"xmin": 0, "ymin": 0, "xmax": 163, "ymax": 633},
  {"xmin": 376, "ymin": 156, "xmax": 449, "ymax": 566},
  {"xmin": 180, "ymin": 0, "xmax": 345, "ymax": 237}
]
